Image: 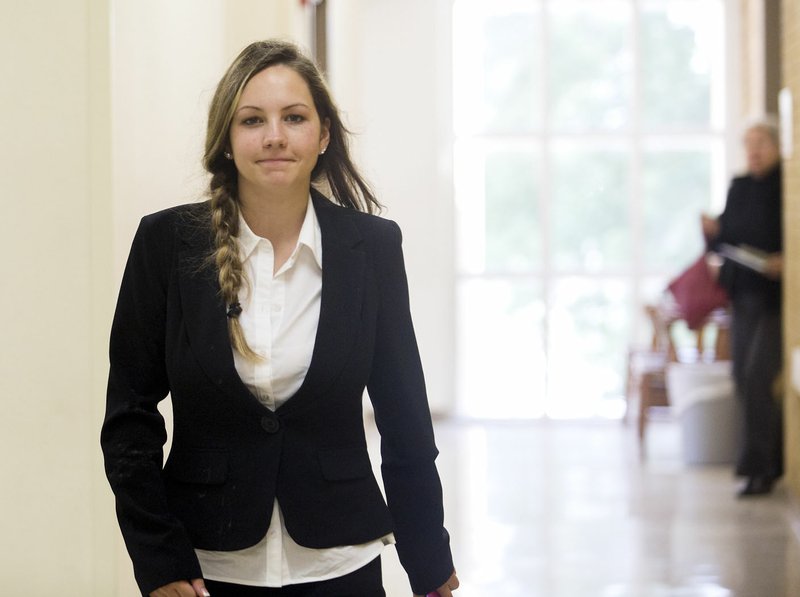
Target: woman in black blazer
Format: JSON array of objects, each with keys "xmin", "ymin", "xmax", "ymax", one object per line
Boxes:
[{"xmin": 101, "ymin": 40, "xmax": 458, "ymax": 597}]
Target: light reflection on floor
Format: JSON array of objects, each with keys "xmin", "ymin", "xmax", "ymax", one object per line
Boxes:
[{"xmin": 369, "ymin": 418, "xmax": 800, "ymax": 596}]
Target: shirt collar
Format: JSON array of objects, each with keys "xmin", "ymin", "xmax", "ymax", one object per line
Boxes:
[
  {"xmin": 237, "ymin": 195, "xmax": 323, "ymax": 269},
  {"xmin": 297, "ymin": 195, "xmax": 323, "ymax": 269}
]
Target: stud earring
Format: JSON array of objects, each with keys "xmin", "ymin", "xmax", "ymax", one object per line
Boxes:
[
  {"xmin": 224, "ymin": 151, "xmax": 233, "ymax": 159},
  {"xmin": 319, "ymin": 147, "xmax": 327, "ymax": 155}
]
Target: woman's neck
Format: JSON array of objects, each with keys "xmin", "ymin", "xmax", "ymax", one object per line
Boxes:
[{"xmin": 238, "ymin": 187, "xmax": 309, "ymax": 269}]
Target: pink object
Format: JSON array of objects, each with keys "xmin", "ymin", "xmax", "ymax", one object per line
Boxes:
[{"xmin": 426, "ymin": 593, "xmax": 440, "ymax": 597}]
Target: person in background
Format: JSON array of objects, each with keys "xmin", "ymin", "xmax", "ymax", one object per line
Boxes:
[
  {"xmin": 101, "ymin": 39, "xmax": 459, "ymax": 597},
  {"xmin": 702, "ymin": 117, "xmax": 783, "ymax": 497}
]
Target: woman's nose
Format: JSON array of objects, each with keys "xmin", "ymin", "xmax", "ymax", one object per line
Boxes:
[{"xmin": 262, "ymin": 122, "xmax": 287, "ymax": 148}]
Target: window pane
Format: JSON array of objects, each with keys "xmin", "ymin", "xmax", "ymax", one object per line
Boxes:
[
  {"xmin": 637, "ymin": 274, "xmax": 671, "ymax": 345},
  {"xmin": 452, "ymin": 0, "xmax": 729, "ymax": 421},
  {"xmin": 485, "ymin": 150, "xmax": 541, "ymax": 271},
  {"xmin": 549, "ymin": 2, "xmax": 631, "ymax": 131},
  {"xmin": 551, "ymin": 145, "xmax": 631, "ymax": 271},
  {"xmin": 454, "ymin": 143, "xmax": 540, "ymax": 274},
  {"xmin": 547, "ymin": 277, "xmax": 631, "ymax": 418},
  {"xmin": 642, "ymin": 149, "xmax": 711, "ymax": 269},
  {"xmin": 454, "ymin": 141, "xmax": 489, "ymax": 274},
  {"xmin": 453, "ymin": 2, "xmax": 540, "ymax": 135},
  {"xmin": 641, "ymin": 1, "xmax": 723, "ymax": 128},
  {"xmin": 457, "ymin": 279, "xmax": 545, "ymax": 418},
  {"xmin": 483, "ymin": 10, "xmax": 540, "ymax": 133}
]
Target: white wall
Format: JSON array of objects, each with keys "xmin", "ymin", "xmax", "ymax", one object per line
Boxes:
[{"xmin": 329, "ymin": 0, "xmax": 456, "ymax": 414}]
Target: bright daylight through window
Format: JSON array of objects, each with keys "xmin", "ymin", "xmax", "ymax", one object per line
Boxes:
[{"xmin": 452, "ymin": 0, "xmax": 729, "ymax": 418}]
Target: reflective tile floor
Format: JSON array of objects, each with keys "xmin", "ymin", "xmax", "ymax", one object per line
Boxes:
[{"xmin": 371, "ymin": 419, "xmax": 800, "ymax": 597}]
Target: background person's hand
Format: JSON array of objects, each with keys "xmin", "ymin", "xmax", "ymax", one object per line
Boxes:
[
  {"xmin": 764, "ymin": 253, "xmax": 783, "ymax": 280},
  {"xmin": 705, "ymin": 252, "xmax": 723, "ymax": 281},
  {"xmin": 414, "ymin": 570, "xmax": 460, "ymax": 597},
  {"xmin": 150, "ymin": 578, "xmax": 209, "ymax": 597},
  {"xmin": 701, "ymin": 214, "xmax": 720, "ymax": 239}
]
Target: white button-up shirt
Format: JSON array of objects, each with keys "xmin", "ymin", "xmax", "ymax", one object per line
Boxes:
[{"xmin": 195, "ymin": 197, "xmax": 391, "ymax": 587}]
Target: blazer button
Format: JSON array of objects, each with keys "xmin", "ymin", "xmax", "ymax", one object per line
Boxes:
[{"xmin": 260, "ymin": 416, "xmax": 280, "ymax": 434}]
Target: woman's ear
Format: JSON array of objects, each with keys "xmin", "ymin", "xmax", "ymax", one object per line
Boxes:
[{"xmin": 320, "ymin": 118, "xmax": 331, "ymax": 150}]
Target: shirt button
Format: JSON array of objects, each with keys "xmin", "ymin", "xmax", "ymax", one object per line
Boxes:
[{"xmin": 260, "ymin": 416, "xmax": 280, "ymax": 434}]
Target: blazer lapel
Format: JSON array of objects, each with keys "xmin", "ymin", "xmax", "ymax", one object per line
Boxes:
[
  {"xmin": 177, "ymin": 219, "xmax": 260, "ymax": 409},
  {"xmin": 175, "ymin": 193, "xmax": 366, "ymax": 415},
  {"xmin": 280, "ymin": 192, "xmax": 365, "ymax": 414}
]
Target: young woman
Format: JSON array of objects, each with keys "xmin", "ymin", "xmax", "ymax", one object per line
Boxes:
[{"xmin": 102, "ymin": 40, "xmax": 458, "ymax": 597}]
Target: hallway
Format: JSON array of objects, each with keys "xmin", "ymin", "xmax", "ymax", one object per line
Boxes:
[{"xmin": 374, "ymin": 419, "xmax": 800, "ymax": 596}]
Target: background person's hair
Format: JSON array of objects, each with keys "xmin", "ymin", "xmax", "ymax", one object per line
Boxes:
[
  {"xmin": 742, "ymin": 113, "xmax": 780, "ymax": 147},
  {"xmin": 202, "ymin": 39, "xmax": 380, "ymax": 359}
]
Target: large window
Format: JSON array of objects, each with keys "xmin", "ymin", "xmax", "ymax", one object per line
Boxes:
[{"xmin": 453, "ymin": 0, "xmax": 730, "ymax": 418}]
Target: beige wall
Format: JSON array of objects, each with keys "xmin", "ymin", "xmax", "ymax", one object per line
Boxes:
[
  {"xmin": 0, "ymin": 0, "xmax": 115, "ymax": 594},
  {"xmin": 740, "ymin": 0, "xmax": 782, "ymax": 116},
  {"xmin": 782, "ymin": 0, "xmax": 800, "ymax": 497},
  {"xmin": 742, "ymin": 0, "xmax": 800, "ymax": 501},
  {"xmin": 741, "ymin": 0, "xmax": 768, "ymax": 119}
]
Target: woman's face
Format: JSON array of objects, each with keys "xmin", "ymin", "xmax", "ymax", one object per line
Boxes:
[
  {"xmin": 744, "ymin": 126, "xmax": 780, "ymax": 179},
  {"xmin": 229, "ymin": 65, "xmax": 329, "ymax": 198}
]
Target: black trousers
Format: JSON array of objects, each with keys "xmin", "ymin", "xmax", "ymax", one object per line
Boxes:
[
  {"xmin": 730, "ymin": 293, "xmax": 783, "ymax": 480},
  {"xmin": 203, "ymin": 557, "xmax": 385, "ymax": 597}
]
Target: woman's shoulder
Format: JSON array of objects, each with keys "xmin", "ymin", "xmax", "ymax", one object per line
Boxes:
[
  {"xmin": 140, "ymin": 200, "xmax": 210, "ymax": 227},
  {"xmin": 313, "ymin": 191, "xmax": 401, "ymax": 241},
  {"xmin": 136, "ymin": 201, "xmax": 212, "ymax": 242}
]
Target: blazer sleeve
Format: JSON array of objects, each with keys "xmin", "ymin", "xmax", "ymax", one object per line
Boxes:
[
  {"xmin": 366, "ymin": 220, "xmax": 455, "ymax": 595},
  {"xmin": 100, "ymin": 213, "xmax": 202, "ymax": 596}
]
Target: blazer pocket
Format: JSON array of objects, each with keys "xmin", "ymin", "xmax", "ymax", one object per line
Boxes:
[
  {"xmin": 163, "ymin": 448, "xmax": 228, "ymax": 485},
  {"xmin": 317, "ymin": 447, "xmax": 373, "ymax": 482}
]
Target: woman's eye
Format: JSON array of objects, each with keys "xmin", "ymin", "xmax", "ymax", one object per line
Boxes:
[
  {"xmin": 285, "ymin": 114, "xmax": 305, "ymax": 123},
  {"xmin": 242, "ymin": 116, "xmax": 262, "ymax": 125}
]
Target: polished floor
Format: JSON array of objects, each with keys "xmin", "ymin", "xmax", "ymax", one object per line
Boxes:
[{"xmin": 371, "ymin": 418, "xmax": 800, "ymax": 597}]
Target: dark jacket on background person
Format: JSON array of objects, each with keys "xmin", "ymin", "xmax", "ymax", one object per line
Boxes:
[
  {"xmin": 710, "ymin": 165, "xmax": 782, "ymax": 308},
  {"xmin": 100, "ymin": 190, "xmax": 454, "ymax": 596},
  {"xmin": 707, "ymin": 164, "xmax": 783, "ymax": 483}
]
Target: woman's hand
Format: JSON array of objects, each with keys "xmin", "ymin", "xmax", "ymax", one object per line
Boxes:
[
  {"xmin": 150, "ymin": 578, "xmax": 209, "ymax": 597},
  {"xmin": 414, "ymin": 570, "xmax": 460, "ymax": 597}
]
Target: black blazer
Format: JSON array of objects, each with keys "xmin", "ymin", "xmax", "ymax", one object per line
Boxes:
[{"xmin": 101, "ymin": 190, "xmax": 453, "ymax": 596}]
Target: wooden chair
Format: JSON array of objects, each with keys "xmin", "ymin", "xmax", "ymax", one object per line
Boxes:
[
  {"xmin": 635, "ymin": 305, "xmax": 677, "ymax": 444},
  {"xmin": 627, "ymin": 303, "xmax": 730, "ymax": 454}
]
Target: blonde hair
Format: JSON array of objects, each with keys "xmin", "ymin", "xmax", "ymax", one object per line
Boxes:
[{"xmin": 202, "ymin": 40, "xmax": 379, "ymax": 359}]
